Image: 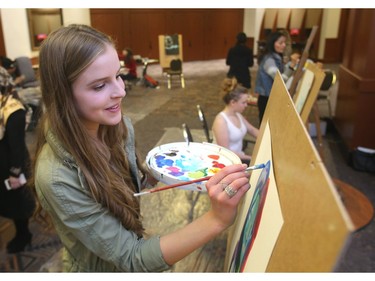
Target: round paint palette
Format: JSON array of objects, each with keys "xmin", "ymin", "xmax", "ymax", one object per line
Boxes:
[{"xmin": 146, "ymin": 142, "xmax": 241, "ymax": 192}]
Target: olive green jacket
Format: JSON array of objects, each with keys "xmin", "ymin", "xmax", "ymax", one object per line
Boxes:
[{"xmin": 35, "ymin": 116, "xmax": 170, "ymax": 272}]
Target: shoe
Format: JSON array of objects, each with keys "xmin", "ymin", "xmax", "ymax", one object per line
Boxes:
[{"xmin": 6, "ymin": 232, "xmax": 32, "ymax": 254}]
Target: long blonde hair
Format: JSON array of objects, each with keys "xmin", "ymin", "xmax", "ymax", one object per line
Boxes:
[{"xmin": 32, "ymin": 24, "xmax": 144, "ymax": 237}]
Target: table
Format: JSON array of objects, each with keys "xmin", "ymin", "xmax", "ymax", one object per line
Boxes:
[{"xmin": 333, "ymin": 178, "xmax": 374, "ymax": 231}]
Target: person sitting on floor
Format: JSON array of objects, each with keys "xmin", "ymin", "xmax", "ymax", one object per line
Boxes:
[{"xmin": 119, "ymin": 48, "xmax": 137, "ymax": 82}]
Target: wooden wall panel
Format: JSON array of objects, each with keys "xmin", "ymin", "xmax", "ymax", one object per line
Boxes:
[
  {"xmin": 335, "ymin": 9, "xmax": 375, "ymax": 150},
  {"xmin": 90, "ymin": 9, "xmax": 243, "ymax": 62},
  {"xmin": 128, "ymin": 9, "xmax": 166, "ymax": 59},
  {"xmin": 324, "ymin": 38, "xmax": 341, "ymax": 63},
  {"xmin": 335, "ymin": 66, "xmax": 375, "ymax": 149},
  {"xmin": 322, "ymin": 9, "xmax": 348, "ymax": 64},
  {"xmin": 204, "ymin": 9, "xmax": 244, "ymax": 60},
  {"xmin": 90, "ymin": 9, "xmax": 128, "ymax": 52},
  {"xmin": 166, "ymin": 9, "xmax": 206, "ymax": 62}
]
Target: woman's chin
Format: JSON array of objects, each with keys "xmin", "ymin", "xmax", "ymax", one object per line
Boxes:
[{"xmin": 104, "ymin": 113, "xmax": 123, "ymax": 126}]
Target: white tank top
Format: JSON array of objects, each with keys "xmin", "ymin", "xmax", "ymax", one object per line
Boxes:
[{"xmin": 220, "ymin": 112, "xmax": 247, "ymax": 153}]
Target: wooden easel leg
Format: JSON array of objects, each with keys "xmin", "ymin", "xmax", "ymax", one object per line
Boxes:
[{"xmin": 313, "ymin": 102, "xmax": 324, "ymax": 161}]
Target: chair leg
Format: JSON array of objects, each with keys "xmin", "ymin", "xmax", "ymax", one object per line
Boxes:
[
  {"xmin": 327, "ymin": 97, "xmax": 332, "ymax": 118},
  {"xmin": 181, "ymin": 74, "xmax": 185, "ymax": 88},
  {"xmin": 167, "ymin": 74, "xmax": 171, "ymax": 89}
]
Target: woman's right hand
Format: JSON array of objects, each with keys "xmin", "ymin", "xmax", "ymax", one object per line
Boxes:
[
  {"xmin": 159, "ymin": 164, "xmax": 251, "ymax": 265},
  {"xmin": 205, "ymin": 164, "xmax": 251, "ymax": 229},
  {"xmin": 290, "ymin": 53, "xmax": 301, "ymax": 68}
]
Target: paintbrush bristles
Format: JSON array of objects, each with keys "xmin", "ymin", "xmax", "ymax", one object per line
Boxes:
[{"xmin": 245, "ymin": 163, "xmax": 266, "ymax": 172}]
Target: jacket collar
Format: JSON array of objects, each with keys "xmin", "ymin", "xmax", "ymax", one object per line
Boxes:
[{"xmin": 45, "ymin": 129, "xmax": 78, "ymax": 169}]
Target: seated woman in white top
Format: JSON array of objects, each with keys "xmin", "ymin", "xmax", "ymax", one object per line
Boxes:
[{"xmin": 212, "ymin": 77, "xmax": 259, "ymax": 165}]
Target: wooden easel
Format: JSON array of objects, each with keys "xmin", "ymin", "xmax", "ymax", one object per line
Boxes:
[
  {"xmin": 225, "ymin": 73, "xmax": 353, "ymax": 272},
  {"xmin": 288, "ymin": 25, "xmax": 318, "ymax": 98},
  {"xmin": 311, "ymin": 102, "xmax": 325, "ymax": 160},
  {"xmin": 292, "ymin": 62, "xmax": 326, "ymax": 160},
  {"xmin": 287, "ymin": 25, "xmax": 324, "ymax": 159},
  {"xmin": 158, "ymin": 34, "xmax": 183, "ymax": 72},
  {"xmin": 293, "ymin": 63, "xmax": 374, "ymax": 233}
]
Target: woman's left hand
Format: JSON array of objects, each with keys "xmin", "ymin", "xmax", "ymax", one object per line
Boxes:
[{"xmin": 8, "ymin": 175, "xmax": 24, "ymax": 189}]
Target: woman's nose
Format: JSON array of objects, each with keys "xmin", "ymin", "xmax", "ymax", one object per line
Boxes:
[{"xmin": 113, "ymin": 79, "xmax": 126, "ymax": 97}]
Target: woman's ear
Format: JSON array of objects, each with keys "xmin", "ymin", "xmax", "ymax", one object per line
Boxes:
[{"xmin": 229, "ymin": 99, "xmax": 236, "ymax": 106}]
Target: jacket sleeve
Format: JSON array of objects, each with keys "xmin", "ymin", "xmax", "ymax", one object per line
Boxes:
[
  {"xmin": 6, "ymin": 109, "xmax": 28, "ymax": 176},
  {"xmin": 263, "ymin": 56, "xmax": 294, "ymax": 82},
  {"xmin": 35, "ymin": 155, "xmax": 170, "ymax": 272},
  {"xmin": 226, "ymin": 48, "xmax": 233, "ymax": 66},
  {"xmin": 247, "ymin": 48, "xmax": 254, "ymax": 67}
]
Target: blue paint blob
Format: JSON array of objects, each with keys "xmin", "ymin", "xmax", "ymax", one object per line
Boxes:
[{"xmin": 155, "ymin": 155, "xmax": 175, "ymax": 168}]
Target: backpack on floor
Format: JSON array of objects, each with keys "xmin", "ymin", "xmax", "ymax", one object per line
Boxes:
[
  {"xmin": 144, "ymin": 74, "xmax": 159, "ymax": 88},
  {"xmin": 349, "ymin": 147, "xmax": 375, "ymax": 174}
]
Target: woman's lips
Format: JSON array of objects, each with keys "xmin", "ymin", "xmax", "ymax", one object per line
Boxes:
[{"xmin": 106, "ymin": 104, "xmax": 120, "ymax": 112}]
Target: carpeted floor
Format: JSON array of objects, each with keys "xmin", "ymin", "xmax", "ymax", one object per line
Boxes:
[
  {"xmin": 2, "ymin": 59, "xmax": 374, "ymax": 272},
  {"xmin": 0, "ymin": 218, "xmax": 62, "ymax": 272}
]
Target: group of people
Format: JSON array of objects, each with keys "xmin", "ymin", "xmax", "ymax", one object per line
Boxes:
[
  {"xmin": 0, "ymin": 24, "xmax": 299, "ymax": 272},
  {"xmin": 213, "ymin": 30, "xmax": 300, "ymax": 164}
]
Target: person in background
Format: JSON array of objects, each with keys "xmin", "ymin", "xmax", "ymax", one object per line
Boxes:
[
  {"xmin": 0, "ymin": 66, "xmax": 35, "ymax": 253},
  {"xmin": 226, "ymin": 32, "xmax": 254, "ymax": 90},
  {"xmin": 212, "ymin": 77, "xmax": 259, "ymax": 165},
  {"xmin": 31, "ymin": 24, "xmax": 251, "ymax": 272},
  {"xmin": 280, "ymin": 29, "xmax": 293, "ymax": 64},
  {"xmin": 0, "ymin": 56, "xmax": 25, "ymax": 87},
  {"xmin": 119, "ymin": 48, "xmax": 137, "ymax": 82},
  {"xmin": 255, "ymin": 31, "xmax": 300, "ymax": 123}
]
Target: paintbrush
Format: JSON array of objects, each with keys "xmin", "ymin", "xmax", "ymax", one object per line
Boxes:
[{"xmin": 133, "ymin": 163, "xmax": 266, "ymax": 197}]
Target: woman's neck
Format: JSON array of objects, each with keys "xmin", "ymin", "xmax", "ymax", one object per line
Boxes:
[{"xmin": 223, "ymin": 106, "xmax": 237, "ymax": 116}]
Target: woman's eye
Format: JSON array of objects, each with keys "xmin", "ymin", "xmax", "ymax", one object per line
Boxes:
[{"xmin": 94, "ymin": 83, "xmax": 105, "ymax": 91}]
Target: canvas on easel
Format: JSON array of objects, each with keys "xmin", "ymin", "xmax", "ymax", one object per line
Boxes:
[
  {"xmin": 158, "ymin": 34, "xmax": 183, "ymax": 71},
  {"xmin": 293, "ymin": 61, "xmax": 325, "ymax": 124},
  {"xmin": 292, "ymin": 61, "xmax": 325, "ymax": 159},
  {"xmin": 224, "ymin": 72, "xmax": 353, "ymax": 272},
  {"xmin": 227, "ymin": 121, "xmax": 283, "ymax": 272}
]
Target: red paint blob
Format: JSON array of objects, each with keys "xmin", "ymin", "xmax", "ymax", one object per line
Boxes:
[{"xmin": 208, "ymin": 154, "xmax": 220, "ymax": 160}]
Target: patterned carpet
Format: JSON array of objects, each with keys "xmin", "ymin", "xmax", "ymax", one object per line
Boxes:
[{"xmin": 0, "ymin": 218, "xmax": 62, "ymax": 272}]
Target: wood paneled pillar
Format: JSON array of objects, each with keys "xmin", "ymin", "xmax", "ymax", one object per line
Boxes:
[{"xmin": 334, "ymin": 9, "xmax": 375, "ymax": 150}]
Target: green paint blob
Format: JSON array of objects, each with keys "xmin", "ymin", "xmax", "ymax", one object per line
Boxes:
[{"xmin": 187, "ymin": 168, "xmax": 208, "ymax": 179}]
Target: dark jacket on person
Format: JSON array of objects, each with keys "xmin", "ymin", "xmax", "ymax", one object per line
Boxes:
[
  {"xmin": 226, "ymin": 44, "xmax": 254, "ymax": 89},
  {"xmin": 0, "ymin": 107, "xmax": 35, "ymax": 219}
]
